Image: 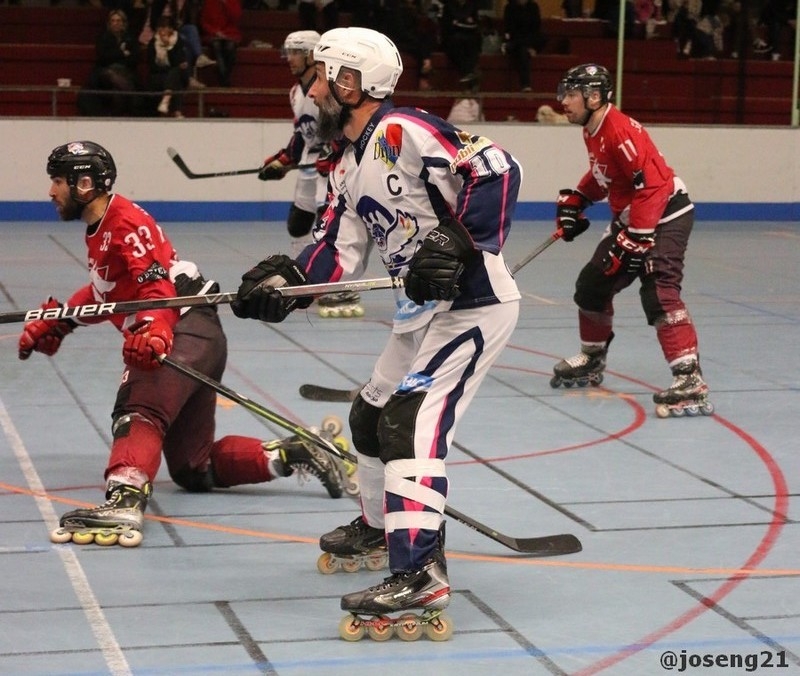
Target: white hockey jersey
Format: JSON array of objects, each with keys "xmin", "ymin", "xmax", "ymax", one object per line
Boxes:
[{"xmin": 298, "ymin": 101, "xmax": 523, "ymax": 333}]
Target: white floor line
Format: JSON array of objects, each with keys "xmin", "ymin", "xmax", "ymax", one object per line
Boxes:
[{"xmin": 0, "ymin": 396, "xmax": 132, "ymax": 676}]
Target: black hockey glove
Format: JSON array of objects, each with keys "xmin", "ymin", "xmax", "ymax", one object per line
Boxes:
[
  {"xmin": 231, "ymin": 255, "xmax": 313, "ymax": 322},
  {"xmin": 602, "ymin": 227, "xmax": 655, "ymax": 276},
  {"xmin": 556, "ymin": 189, "xmax": 592, "ymax": 241},
  {"xmin": 405, "ymin": 217, "xmax": 478, "ymax": 305},
  {"xmin": 258, "ymin": 150, "xmax": 292, "ymax": 181}
]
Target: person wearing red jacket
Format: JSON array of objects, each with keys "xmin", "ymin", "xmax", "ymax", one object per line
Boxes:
[
  {"xmin": 18, "ymin": 141, "xmax": 344, "ymax": 547},
  {"xmin": 200, "ymin": 0, "xmax": 242, "ymax": 87},
  {"xmin": 550, "ymin": 64, "xmax": 712, "ymax": 418}
]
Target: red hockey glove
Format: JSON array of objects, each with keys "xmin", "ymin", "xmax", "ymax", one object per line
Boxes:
[
  {"xmin": 18, "ymin": 297, "xmax": 75, "ymax": 360},
  {"xmin": 122, "ymin": 317, "xmax": 173, "ymax": 370},
  {"xmin": 556, "ymin": 189, "xmax": 592, "ymax": 241},
  {"xmin": 231, "ymin": 254, "xmax": 313, "ymax": 322},
  {"xmin": 602, "ymin": 228, "xmax": 655, "ymax": 276},
  {"xmin": 258, "ymin": 150, "xmax": 293, "ymax": 181}
]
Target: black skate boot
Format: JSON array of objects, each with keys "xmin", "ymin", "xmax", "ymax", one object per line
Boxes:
[
  {"xmin": 317, "ymin": 515, "xmax": 388, "ymax": 574},
  {"xmin": 653, "ymin": 359, "xmax": 714, "ymax": 418},
  {"xmin": 550, "ymin": 333, "xmax": 614, "ymax": 388},
  {"xmin": 266, "ymin": 435, "xmax": 344, "ymax": 499},
  {"xmin": 338, "ymin": 536, "xmax": 452, "ymax": 642},
  {"xmin": 317, "ymin": 291, "xmax": 364, "ymax": 318},
  {"xmin": 50, "ymin": 481, "xmax": 152, "ymax": 547}
]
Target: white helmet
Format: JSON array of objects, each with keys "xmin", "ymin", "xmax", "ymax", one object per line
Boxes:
[
  {"xmin": 314, "ymin": 27, "xmax": 403, "ymax": 99},
  {"xmin": 282, "ymin": 30, "xmax": 321, "ymax": 57}
]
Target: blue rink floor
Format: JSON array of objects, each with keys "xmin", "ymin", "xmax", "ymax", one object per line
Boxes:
[{"xmin": 0, "ymin": 219, "xmax": 798, "ymax": 676}]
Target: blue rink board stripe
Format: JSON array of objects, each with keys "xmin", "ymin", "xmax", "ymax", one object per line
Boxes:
[{"xmin": 1, "ymin": 201, "xmax": 798, "ymax": 222}]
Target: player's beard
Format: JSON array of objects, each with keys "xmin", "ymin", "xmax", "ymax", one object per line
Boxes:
[
  {"xmin": 55, "ymin": 194, "xmax": 84, "ymax": 221},
  {"xmin": 317, "ymin": 95, "xmax": 350, "ymax": 142}
]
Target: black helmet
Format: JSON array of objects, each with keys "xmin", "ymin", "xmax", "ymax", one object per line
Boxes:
[
  {"xmin": 47, "ymin": 141, "xmax": 117, "ymax": 192},
  {"xmin": 556, "ymin": 64, "xmax": 613, "ymax": 103}
]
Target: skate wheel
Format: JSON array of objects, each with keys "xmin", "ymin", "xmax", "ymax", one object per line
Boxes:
[
  {"xmin": 118, "ymin": 530, "xmax": 143, "ymax": 547},
  {"xmin": 351, "ymin": 306, "xmax": 365, "ymax": 318},
  {"xmin": 341, "ymin": 558, "xmax": 362, "ymax": 573},
  {"xmin": 655, "ymin": 404, "xmax": 671, "ymax": 419},
  {"xmin": 94, "ymin": 532, "xmax": 119, "ymax": 546},
  {"xmin": 549, "ymin": 375, "xmax": 561, "ymax": 388},
  {"xmin": 367, "ymin": 617, "xmax": 394, "ymax": 641},
  {"xmin": 701, "ymin": 402, "xmax": 715, "ymax": 415},
  {"xmin": 317, "ymin": 552, "xmax": 339, "ymax": 575},
  {"xmin": 345, "ymin": 479, "xmax": 360, "ymax": 497},
  {"xmin": 365, "ymin": 552, "xmax": 388, "ymax": 571},
  {"xmin": 333, "ymin": 435, "xmax": 349, "ymax": 453},
  {"xmin": 321, "ymin": 415, "xmax": 343, "ymax": 436},
  {"xmin": 340, "ymin": 308, "xmax": 354, "ymax": 318},
  {"xmin": 71, "ymin": 531, "xmax": 95, "ymax": 545},
  {"xmin": 338, "ymin": 614, "xmax": 365, "ymax": 641},
  {"xmin": 50, "ymin": 528, "xmax": 73, "ymax": 544},
  {"xmin": 424, "ymin": 612, "xmax": 454, "ymax": 641},
  {"xmin": 685, "ymin": 404, "xmax": 700, "ymax": 417},
  {"xmin": 670, "ymin": 405, "xmax": 686, "ymax": 418},
  {"xmin": 591, "ymin": 374, "xmax": 604, "ymax": 386},
  {"xmin": 397, "ymin": 613, "xmax": 423, "ymax": 641}
]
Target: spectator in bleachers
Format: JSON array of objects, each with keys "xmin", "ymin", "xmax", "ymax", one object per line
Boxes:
[
  {"xmin": 78, "ymin": 8, "xmax": 141, "ymax": 117},
  {"xmin": 384, "ymin": 0, "xmax": 437, "ymax": 90},
  {"xmin": 201, "ymin": 0, "xmax": 242, "ymax": 86},
  {"xmin": 298, "ymin": 0, "xmax": 339, "ymax": 33},
  {"xmin": 502, "ymin": 0, "xmax": 545, "ymax": 92},
  {"xmin": 753, "ymin": 0, "xmax": 796, "ymax": 59},
  {"xmin": 146, "ymin": 15, "xmax": 189, "ymax": 116},
  {"xmin": 440, "ymin": 0, "xmax": 481, "ymax": 87}
]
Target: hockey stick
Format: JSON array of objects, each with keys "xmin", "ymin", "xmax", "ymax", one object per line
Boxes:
[
  {"xmin": 299, "ymin": 229, "xmax": 565, "ymax": 403},
  {"xmin": 159, "ymin": 355, "xmax": 582, "ymax": 556},
  {"xmin": 298, "ymin": 383, "xmax": 361, "ymax": 403},
  {"xmin": 509, "ymin": 227, "xmax": 563, "ymax": 275},
  {"xmin": 0, "ymin": 277, "xmax": 401, "ymax": 325},
  {"xmin": 167, "ymin": 147, "xmax": 313, "ymax": 179}
]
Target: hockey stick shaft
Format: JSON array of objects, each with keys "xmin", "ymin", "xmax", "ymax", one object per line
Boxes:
[
  {"xmin": 167, "ymin": 147, "xmax": 313, "ymax": 179},
  {"xmin": 158, "ymin": 354, "xmax": 353, "ymax": 462},
  {"xmin": 159, "ymin": 355, "xmax": 580, "ymax": 555},
  {"xmin": 509, "ymin": 228, "xmax": 563, "ymax": 275},
  {"xmin": 0, "ymin": 277, "xmax": 400, "ymax": 325}
]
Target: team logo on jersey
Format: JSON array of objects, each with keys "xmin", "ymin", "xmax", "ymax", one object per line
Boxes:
[
  {"xmin": 588, "ymin": 152, "xmax": 611, "ymax": 189},
  {"xmin": 137, "ymin": 261, "xmax": 169, "ymax": 284},
  {"xmin": 89, "ymin": 261, "xmax": 116, "ymax": 300},
  {"xmin": 374, "ymin": 124, "xmax": 402, "ymax": 168},
  {"xmin": 357, "ymin": 196, "xmax": 419, "ymax": 266}
]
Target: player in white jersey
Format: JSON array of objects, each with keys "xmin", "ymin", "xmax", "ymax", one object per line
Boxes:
[
  {"xmin": 233, "ymin": 27, "xmax": 522, "ymax": 639},
  {"xmin": 258, "ymin": 30, "xmax": 362, "ymax": 317}
]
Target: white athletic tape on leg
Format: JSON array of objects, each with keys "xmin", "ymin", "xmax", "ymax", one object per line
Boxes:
[
  {"xmin": 385, "ymin": 510, "xmax": 443, "ymax": 533},
  {"xmin": 358, "ymin": 452, "xmax": 386, "ymax": 529},
  {"xmin": 385, "ymin": 459, "xmax": 447, "ymax": 512}
]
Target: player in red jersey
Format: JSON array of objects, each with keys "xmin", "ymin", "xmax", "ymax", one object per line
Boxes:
[
  {"xmin": 550, "ymin": 64, "xmax": 712, "ymax": 417},
  {"xmin": 18, "ymin": 141, "xmax": 344, "ymax": 546}
]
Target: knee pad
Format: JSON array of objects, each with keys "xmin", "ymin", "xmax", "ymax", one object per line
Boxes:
[
  {"xmin": 349, "ymin": 395, "xmax": 383, "ymax": 459},
  {"xmin": 378, "ymin": 391, "xmax": 425, "ymax": 464},
  {"xmin": 574, "ymin": 263, "xmax": 615, "ymax": 312},
  {"xmin": 170, "ymin": 465, "xmax": 215, "ymax": 493},
  {"xmin": 287, "ymin": 204, "xmax": 315, "ymax": 238},
  {"xmin": 639, "ymin": 274, "xmax": 662, "ymax": 325}
]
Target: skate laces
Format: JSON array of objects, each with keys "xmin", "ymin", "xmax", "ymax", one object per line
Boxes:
[{"xmin": 564, "ymin": 352, "xmax": 592, "ymax": 368}]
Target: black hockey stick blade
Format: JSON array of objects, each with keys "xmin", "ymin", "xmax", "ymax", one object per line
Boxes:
[
  {"xmin": 443, "ymin": 505, "xmax": 582, "ymax": 556},
  {"xmin": 299, "ymin": 384, "xmax": 360, "ymax": 402}
]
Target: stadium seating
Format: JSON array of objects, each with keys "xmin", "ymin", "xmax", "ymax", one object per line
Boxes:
[{"xmin": 0, "ymin": 5, "xmax": 795, "ymax": 124}]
